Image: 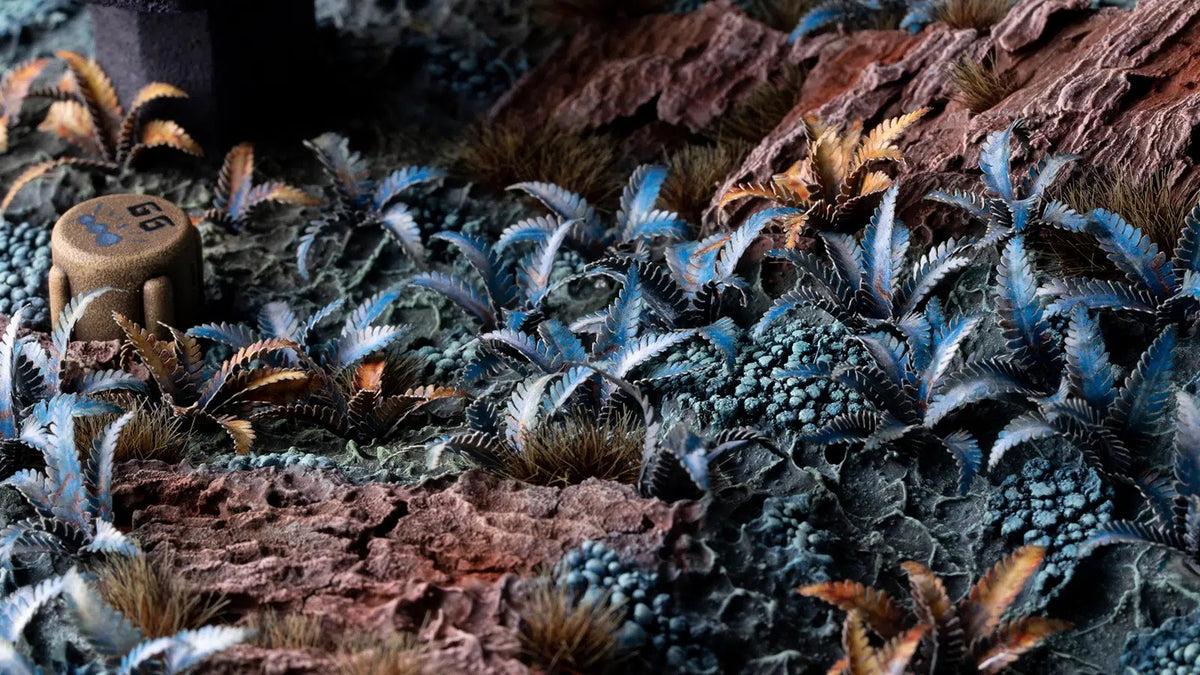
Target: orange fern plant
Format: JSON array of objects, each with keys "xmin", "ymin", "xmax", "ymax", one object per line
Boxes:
[
  {"xmin": 0, "ymin": 58, "xmax": 52, "ymax": 153},
  {"xmin": 718, "ymin": 108, "xmax": 927, "ymax": 247},
  {"xmin": 200, "ymin": 142, "xmax": 323, "ymax": 231},
  {"xmin": 2, "ymin": 51, "xmax": 202, "ymax": 211},
  {"xmin": 114, "ymin": 313, "xmax": 313, "ymax": 454},
  {"xmin": 799, "ymin": 546, "xmax": 1071, "ymax": 674}
]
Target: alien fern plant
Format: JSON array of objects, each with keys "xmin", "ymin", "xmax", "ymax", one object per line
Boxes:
[
  {"xmin": 298, "ymin": 132, "xmax": 445, "ymax": 279},
  {"xmin": 0, "ymin": 568, "xmax": 249, "ymax": 674},
  {"xmin": 115, "ymin": 313, "xmax": 313, "ymax": 455},
  {"xmin": 0, "ymin": 396, "xmax": 138, "ymax": 569},
  {"xmin": 1084, "ymin": 390, "xmax": 1200, "ymax": 576},
  {"xmin": 0, "ymin": 57, "xmax": 51, "ymax": 153},
  {"xmin": 986, "ymin": 310, "xmax": 1174, "ymax": 479},
  {"xmin": 719, "ymin": 108, "xmax": 927, "ymax": 247},
  {"xmin": 927, "ymin": 120, "xmax": 1077, "ymax": 250},
  {"xmin": 754, "ymin": 185, "xmax": 974, "ymax": 340},
  {"xmin": 200, "ymin": 142, "xmax": 322, "ymax": 232},
  {"xmin": 2, "ymin": 51, "xmax": 201, "ymax": 212},
  {"xmin": 800, "ymin": 546, "xmax": 1072, "ymax": 674}
]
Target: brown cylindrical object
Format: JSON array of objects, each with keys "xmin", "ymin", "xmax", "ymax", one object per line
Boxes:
[{"xmin": 50, "ymin": 194, "xmax": 202, "ymax": 341}]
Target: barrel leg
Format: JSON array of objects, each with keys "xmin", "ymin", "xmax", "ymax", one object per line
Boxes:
[
  {"xmin": 143, "ymin": 275, "xmax": 174, "ymax": 338},
  {"xmin": 48, "ymin": 265, "xmax": 71, "ymax": 332}
]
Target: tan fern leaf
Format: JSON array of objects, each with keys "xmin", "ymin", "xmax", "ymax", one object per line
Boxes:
[
  {"xmin": 975, "ymin": 616, "xmax": 1071, "ymax": 673},
  {"xmin": 827, "ymin": 657, "xmax": 850, "ymax": 675},
  {"xmin": 835, "ymin": 119, "xmax": 864, "ymax": 176},
  {"xmin": 851, "ymin": 107, "xmax": 928, "ymax": 173},
  {"xmin": 126, "ymin": 119, "xmax": 203, "ymax": 164},
  {"xmin": 55, "ymin": 50, "xmax": 121, "ymax": 150},
  {"xmin": 798, "ymin": 581, "xmax": 906, "ymax": 639},
  {"xmin": 217, "ymin": 142, "xmax": 255, "ymax": 206},
  {"xmin": 167, "ymin": 326, "xmax": 205, "ymax": 389},
  {"xmin": 0, "ymin": 125, "xmax": 7, "ymax": 155},
  {"xmin": 249, "ymin": 183, "xmax": 323, "ymax": 208},
  {"xmin": 128, "ymin": 82, "xmax": 188, "ymax": 114},
  {"xmin": 1, "ymin": 57, "xmax": 51, "ymax": 121},
  {"xmin": 401, "ymin": 385, "xmax": 467, "ymax": 401},
  {"xmin": 214, "ymin": 415, "xmax": 255, "ymax": 455},
  {"xmin": 354, "ymin": 361, "xmax": 386, "ymax": 392},
  {"xmin": 782, "ymin": 211, "xmax": 811, "ymax": 248},
  {"xmin": 808, "ymin": 125, "xmax": 844, "ymax": 199},
  {"xmin": 901, "ymin": 561, "xmax": 964, "ymax": 662},
  {"xmin": 877, "ymin": 625, "xmax": 929, "ymax": 675},
  {"xmin": 226, "ymin": 369, "xmax": 312, "ymax": 406},
  {"xmin": 113, "ymin": 312, "xmax": 181, "ymax": 396},
  {"xmin": 842, "ymin": 612, "xmax": 876, "ymax": 675},
  {"xmin": 38, "ymin": 100, "xmax": 101, "ymax": 155},
  {"xmin": 773, "ymin": 158, "xmax": 815, "ymax": 200},
  {"xmin": 1, "ymin": 157, "xmax": 114, "ymax": 212},
  {"xmin": 718, "ymin": 181, "xmax": 805, "ymax": 211},
  {"xmin": 856, "ymin": 171, "xmax": 895, "ymax": 197},
  {"xmin": 963, "ymin": 546, "xmax": 1046, "ymax": 647}
]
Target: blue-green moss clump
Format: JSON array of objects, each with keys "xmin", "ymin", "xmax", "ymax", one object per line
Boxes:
[
  {"xmin": 208, "ymin": 449, "xmax": 336, "ymax": 472},
  {"xmin": 657, "ymin": 318, "xmax": 867, "ymax": 433},
  {"xmin": 0, "ymin": 0, "xmax": 74, "ymax": 37},
  {"xmin": 988, "ymin": 456, "xmax": 1114, "ymax": 600},
  {"xmin": 1121, "ymin": 608, "xmax": 1200, "ymax": 674},
  {"xmin": 411, "ymin": 36, "xmax": 527, "ymax": 105},
  {"xmin": 744, "ymin": 493, "xmax": 836, "ymax": 590},
  {"xmin": 555, "ymin": 540, "xmax": 719, "ymax": 674},
  {"xmin": 0, "ymin": 220, "xmax": 52, "ymax": 324}
]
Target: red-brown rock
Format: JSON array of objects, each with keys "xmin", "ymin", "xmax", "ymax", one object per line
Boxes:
[{"xmin": 115, "ymin": 464, "xmax": 703, "ymax": 673}]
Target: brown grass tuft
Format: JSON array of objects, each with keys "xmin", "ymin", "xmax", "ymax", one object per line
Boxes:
[
  {"xmin": 251, "ymin": 611, "xmax": 328, "ymax": 651},
  {"xmin": 337, "ymin": 633, "xmax": 424, "ymax": 675},
  {"xmin": 661, "ymin": 141, "xmax": 754, "ymax": 225},
  {"xmin": 935, "ymin": 0, "xmax": 1014, "ymax": 30},
  {"xmin": 96, "ymin": 554, "xmax": 228, "ymax": 638},
  {"xmin": 454, "ymin": 118, "xmax": 621, "ymax": 206},
  {"xmin": 744, "ymin": 0, "xmax": 822, "ymax": 32},
  {"xmin": 517, "ymin": 580, "xmax": 628, "ymax": 674},
  {"xmin": 947, "ymin": 55, "xmax": 1015, "ymax": 114},
  {"xmin": 1041, "ymin": 167, "xmax": 1197, "ymax": 276},
  {"xmin": 75, "ymin": 399, "xmax": 186, "ymax": 464},
  {"xmin": 496, "ymin": 412, "xmax": 645, "ymax": 488},
  {"xmin": 704, "ymin": 65, "xmax": 805, "ymax": 146}
]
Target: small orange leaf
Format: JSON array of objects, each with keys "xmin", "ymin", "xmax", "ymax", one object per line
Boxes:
[
  {"xmin": 857, "ymin": 171, "xmax": 895, "ymax": 198},
  {"xmin": 851, "ymin": 107, "xmax": 928, "ymax": 173},
  {"xmin": 128, "ymin": 82, "xmax": 188, "ymax": 114},
  {"xmin": 215, "ymin": 415, "xmax": 255, "ymax": 455},
  {"xmin": 355, "ymin": 361, "xmax": 386, "ymax": 392},
  {"xmin": 216, "ymin": 142, "xmax": 255, "ymax": 212},
  {"xmin": 1, "ymin": 57, "xmax": 51, "ymax": 120},
  {"xmin": 798, "ymin": 581, "xmax": 906, "ymax": 639},
  {"xmin": 976, "ymin": 616, "xmax": 1072, "ymax": 674},
  {"xmin": 842, "ymin": 612, "xmax": 875, "ymax": 675},
  {"xmin": 37, "ymin": 100, "xmax": 101, "ymax": 155},
  {"xmin": 878, "ymin": 625, "xmax": 928, "ymax": 675},
  {"xmin": 901, "ymin": 560, "xmax": 962, "ymax": 658},
  {"xmin": 963, "ymin": 546, "xmax": 1046, "ymax": 646},
  {"xmin": 249, "ymin": 183, "xmax": 324, "ymax": 208},
  {"xmin": 131, "ymin": 119, "xmax": 203, "ymax": 161},
  {"xmin": 55, "ymin": 51, "xmax": 122, "ymax": 142}
]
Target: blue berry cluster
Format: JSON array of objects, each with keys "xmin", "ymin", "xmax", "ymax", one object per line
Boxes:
[
  {"xmin": 743, "ymin": 493, "xmax": 836, "ymax": 590},
  {"xmin": 988, "ymin": 456, "xmax": 1114, "ymax": 600},
  {"xmin": 413, "ymin": 329, "xmax": 477, "ymax": 383},
  {"xmin": 1121, "ymin": 609, "xmax": 1200, "ymax": 674},
  {"xmin": 208, "ymin": 449, "xmax": 337, "ymax": 472},
  {"xmin": 657, "ymin": 318, "xmax": 867, "ymax": 433},
  {"xmin": 0, "ymin": 220, "xmax": 52, "ymax": 325},
  {"xmin": 555, "ymin": 540, "xmax": 719, "ymax": 673}
]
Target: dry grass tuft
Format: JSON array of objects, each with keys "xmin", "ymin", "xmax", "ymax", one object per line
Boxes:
[
  {"xmin": 75, "ymin": 399, "xmax": 186, "ymax": 464},
  {"xmin": 497, "ymin": 412, "xmax": 645, "ymax": 488},
  {"xmin": 1039, "ymin": 167, "xmax": 1197, "ymax": 276},
  {"xmin": 532, "ymin": 0, "xmax": 667, "ymax": 29},
  {"xmin": 704, "ymin": 65, "xmax": 805, "ymax": 147},
  {"xmin": 661, "ymin": 141, "xmax": 754, "ymax": 225},
  {"xmin": 337, "ymin": 633, "xmax": 424, "ymax": 675},
  {"xmin": 517, "ymin": 580, "xmax": 628, "ymax": 674},
  {"xmin": 454, "ymin": 118, "xmax": 621, "ymax": 206},
  {"xmin": 96, "ymin": 554, "xmax": 228, "ymax": 638},
  {"xmin": 251, "ymin": 611, "xmax": 328, "ymax": 651},
  {"xmin": 744, "ymin": 0, "xmax": 822, "ymax": 32},
  {"xmin": 935, "ymin": 0, "xmax": 1014, "ymax": 30},
  {"xmin": 947, "ymin": 55, "xmax": 1015, "ymax": 114}
]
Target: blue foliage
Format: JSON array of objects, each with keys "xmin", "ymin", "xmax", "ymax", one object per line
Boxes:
[
  {"xmin": 0, "ymin": 396, "xmax": 137, "ymax": 570},
  {"xmin": 0, "ymin": 221, "xmax": 50, "ymax": 325},
  {"xmin": 1121, "ymin": 608, "xmax": 1200, "ymax": 674},
  {"xmin": 758, "ymin": 185, "xmax": 973, "ymax": 337},
  {"xmin": 988, "ymin": 456, "xmax": 1114, "ymax": 602},
  {"xmin": 789, "ymin": 0, "xmax": 944, "ymax": 41},
  {"xmin": 298, "ymin": 133, "xmax": 445, "ymax": 279},
  {"xmin": 928, "ymin": 120, "xmax": 1078, "ymax": 250}
]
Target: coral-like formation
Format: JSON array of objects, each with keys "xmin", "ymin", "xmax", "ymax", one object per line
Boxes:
[
  {"xmin": 658, "ymin": 315, "xmax": 867, "ymax": 433},
  {"xmin": 744, "ymin": 493, "xmax": 836, "ymax": 589},
  {"xmin": 0, "ymin": 220, "xmax": 50, "ymax": 324},
  {"xmin": 988, "ymin": 456, "xmax": 1114, "ymax": 600},
  {"xmin": 1121, "ymin": 609, "xmax": 1200, "ymax": 674},
  {"xmin": 208, "ymin": 449, "xmax": 338, "ymax": 472},
  {"xmin": 418, "ymin": 35, "xmax": 528, "ymax": 105}
]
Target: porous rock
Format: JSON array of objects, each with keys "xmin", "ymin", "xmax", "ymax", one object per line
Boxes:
[{"xmin": 114, "ymin": 464, "xmax": 703, "ymax": 673}]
